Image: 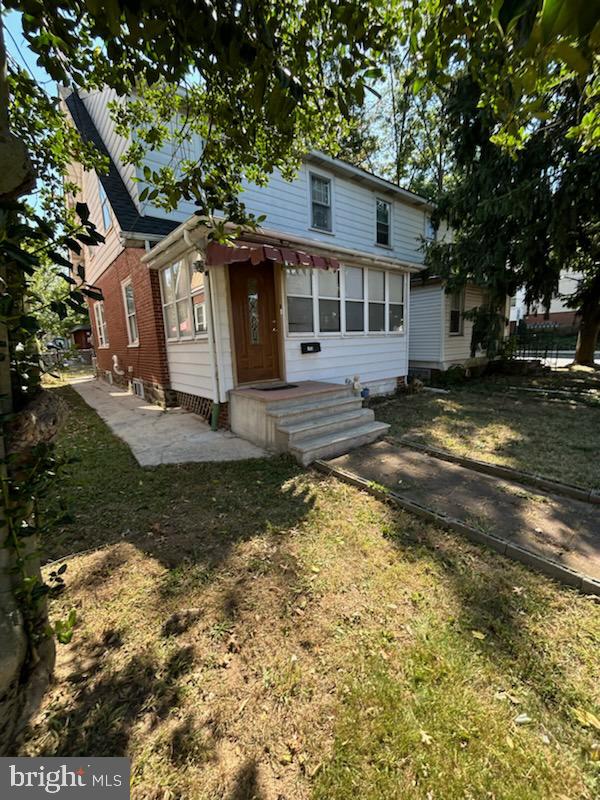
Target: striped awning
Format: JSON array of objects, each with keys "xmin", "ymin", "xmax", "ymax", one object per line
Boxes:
[{"xmin": 205, "ymin": 241, "xmax": 339, "ymax": 271}]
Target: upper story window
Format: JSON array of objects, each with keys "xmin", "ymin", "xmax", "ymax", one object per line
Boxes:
[
  {"xmin": 376, "ymin": 199, "xmax": 391, "ymax": 247},
  {"xmin": 122, "ymin": 279, "xmax": 138, "ymax": 345},
  {"xmin": 94, "ymin": 301, "xmax": 108, "ymax": 347},
  {"xmin": 425, "ymin": 214, "xmax": 436, "ymax": 241},
  {"xmin": 449, "ymin": 289, "xmax": 464, "ymax": 335},
  {"xmin": 310, "ymin": 174, "xmax": 332, "ymax": 232},
  {"xmin": 98, "ymin": 180, "xmax": 112, "ymax": 233},
  {"xmin": 160, "ymin": 259, "xmax": 207, "ymax": 341},
  {"xmin": 285, "ymin": 266, "xmax": 405, "ymax": 336}
]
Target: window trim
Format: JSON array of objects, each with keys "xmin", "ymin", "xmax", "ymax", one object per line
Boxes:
[
  {"xmin": 375, "ymin": 197, "xmax": 392, "ymax": 249},
  {"xmin": 121, "ymin": 278, "xmax": 139, "ymax": 347},
  {"xmin": 424, "ymin": 213, "xmax": 436, "ymax": 242},
  {"xmin": 284, "ymin": 265, "xmax": 406, "ymax": 338},
  {"xmin": 94, "ymin": 300, "xmax": 109, "ymax": 348},
  {"xmin": 160, "ymin": 257, "xmax": 209, "ymax": 343},
  {"xmin": 308, "ymin": 171, "xmax": 334, "ymax": 234},
  {"xmin": 449, "ymin": 288, "xmax": 465, "ymax": 336}
]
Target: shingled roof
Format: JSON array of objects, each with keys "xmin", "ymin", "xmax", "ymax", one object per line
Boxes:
[{"xmin": 64, "ymin": 91, "xmax": 179, "ymax": 238}]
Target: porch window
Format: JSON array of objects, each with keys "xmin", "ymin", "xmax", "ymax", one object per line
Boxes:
[
  {"xmin": 122, "ymin": 279, "xmax": 138, "ymax": 345},
  {"xmin": 160, "ymin": 260, "xmax": 196, "ymax": 341},
  {"xmin": 94, "ymin": 301, "xmax": 108, "ymax": 347},
  {"xmin": 368, "ymin": 269, "xmax": 385, "ymax": 332},
  {"xmin": 449, "ymin": 289, "xmax": 464, "ymax": 335},
  {"xmin": 318, "ymin": 269, "xmax": 340, "ymax": 332},
  {"xmin": 189, "ymin": 262, "xmax": 207, "ymax": 334},
  {"xmin": 389, "ymin": 273, "xmax": 405, "ymax": 332},
  {"xmin": 344, "ymin": 266, "xmax": 364, "ymax": 331},
  {"xmin": 376, "ymin": 199, "xmax": 391, "ymax": 247},
  {"xmin": 310, "ymin": 174, "xmax": 332, "ymax": 231},
  {"xmin": 286, "ymin": 268, "xmax": 314, "ymax": 333}
]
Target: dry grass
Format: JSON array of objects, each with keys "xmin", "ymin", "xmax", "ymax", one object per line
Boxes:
[
  {"xmin": 21, "ymin": 384, "xmax": 600, "ymax": 799},
  {"xmin": 375, "ymin": 371, "xmax": 600, "ymax": 490}
]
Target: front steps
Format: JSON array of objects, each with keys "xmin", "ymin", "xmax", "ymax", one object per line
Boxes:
[{"xmin": 229, "ymin": 382, "xmax": 389, "ymax": 465}]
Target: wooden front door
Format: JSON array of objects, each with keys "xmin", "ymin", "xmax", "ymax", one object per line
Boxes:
[{"xmin": 229, "ymin": 261, "xmax": 280, "ymax": 384}]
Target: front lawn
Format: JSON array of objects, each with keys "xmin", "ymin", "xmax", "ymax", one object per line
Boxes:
[
  {"xmin": 22, "ymin": 384, "xmax": 600, "ymax": 799},
  {"xmin": 375, "ymin": 370, "xmax": 600, "ymax": 490}
]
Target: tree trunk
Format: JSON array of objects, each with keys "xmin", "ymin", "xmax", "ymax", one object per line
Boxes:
[{"xmin": 573, "ymin": 308, "xmax": 600, "ymax": 367}]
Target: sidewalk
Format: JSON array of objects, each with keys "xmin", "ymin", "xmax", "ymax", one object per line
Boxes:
[
  {"xmin": 71, "ymin": 378, "xmax": 266, "ymax": 466},
  {"xmin": 323, "ymin": 439, "xmax": 600, "ymax": 587}
]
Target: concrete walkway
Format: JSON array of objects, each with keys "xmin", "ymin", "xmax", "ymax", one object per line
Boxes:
[
  {"xmin": 325, "ymin": 440, "xmax": 600, "ymax": 585},
  {"xmin": 71, "ymin": 378, "xmax": 266, "ymax": 466}
]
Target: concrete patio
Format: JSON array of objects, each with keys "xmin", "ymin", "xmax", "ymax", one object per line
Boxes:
[{"xmin": 71, "ymin": 377, "xmax": 266, "ymax": 466}]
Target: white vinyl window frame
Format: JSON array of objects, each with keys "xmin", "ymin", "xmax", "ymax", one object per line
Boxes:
[
  {"xmin": 449, "ymin": 288, "xmax": 465, "ymax": 336},
  {"xmin": 284, "ymin": 266, "xmax": 406, "ymax": 338},
  {"xmin": 375, "ymin": 198, "xmax": 392, "ymax": 248},
  {"xmin": 308, "ymin": 171, "xmax": 334, "ymax": 234},
  {"xmin": 121, "ymin": 278, "xmax": 139, "ymax": 346},
  {"xmin": 98, "ymin": 180, "xmax": 112, "ymax": 233},
  {"xmin": 94, "ymin": 300, "xmax": 109, "ymax": 348},
  {"xmin": 159, "ymin": 257, "xmax": 209, "ymax": 343}
]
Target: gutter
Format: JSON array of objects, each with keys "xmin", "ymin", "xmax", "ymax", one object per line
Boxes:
[{"xmin": 142, "ymin": 216, "xmax": 426, "ymax": 274}]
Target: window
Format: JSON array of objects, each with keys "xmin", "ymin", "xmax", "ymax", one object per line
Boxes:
[
  {"xmin": 345, "ymin": 266, "xmax": 364, "ymax": 332},
  {"xmin": 131, "ymin": 378, "xmax": 145, "ymax": 399},
  {"xmin": 449, "ymin": 290, "xmax": 464, "ymax": 335},
  {"xmin": 189, "ymin": 262, "xmax": 207, "ymax": 334},
  {"xmin": 389, "ymin": 273, "xmax": 404, "ymax": 332},
  {"xmin": 310, "ymin": 174, "xmax": 332, "ymax": 231},
  {"xmin": 376, "ymin": 199, "xmax": 391, "ymax": 246},
  {"xmin": 98, "ymin": 180, "xmax": 112, "ymax": 232},
  {"xmin": 160, "ymin": 260, "xmax": 195, "ymax": 340},
  {"xmin": 368, "ymin": 269, "xmax": 385, "ymax": 332},
  {"xmin": 318, "ymin": 269, "xmax": 340, "ymax": 332},
  {"xmin": 425, "ymin": 214, "xmax": 436, "ymax": 241},
  {"xmin": 286, "ymin": 269, "xmax": 314, "ymax": 333},
  {"xmin": 285, "ymin": 266, "xmax": 405, "ymax": 336},
  {"xmin": 94, "ymin": 301, "xmax": 108, "ymax": 347},
  {"xmin": 122, "ymin": 280, "xmax": 138, "ymax": 345}
]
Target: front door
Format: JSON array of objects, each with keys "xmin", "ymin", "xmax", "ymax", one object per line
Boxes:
[{"xmin": 229, "ymin": 261, "xmax": 281, "ymax": 384}]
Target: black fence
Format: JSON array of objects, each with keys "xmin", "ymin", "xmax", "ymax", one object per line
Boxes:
[{"xmin": 509, "ymin": 330, "xmax": 561, "ymax": 364}]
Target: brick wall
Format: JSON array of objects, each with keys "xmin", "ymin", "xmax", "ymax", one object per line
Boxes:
[{"xmin": 89, "ymin": 247, "xmax": 173, "ymax": 406}]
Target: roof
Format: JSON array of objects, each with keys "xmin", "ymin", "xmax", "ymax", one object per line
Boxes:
[
  {"xmin": 306, "ymin": 152, "xmax": 433, "ymax": 209},
  {"xmin": 63, "ymin": 90, "xmax": 178, "ymax": 238}
]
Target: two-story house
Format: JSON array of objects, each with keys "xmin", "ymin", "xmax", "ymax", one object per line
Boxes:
[{"xmin": 63, "ymin": 87, "xmax": 436, "ymax": 462}]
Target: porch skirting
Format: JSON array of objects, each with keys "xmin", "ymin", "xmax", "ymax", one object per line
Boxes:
[{"xmin": 174, "ymin": 391, "xmax": 230, "ymax": 429}]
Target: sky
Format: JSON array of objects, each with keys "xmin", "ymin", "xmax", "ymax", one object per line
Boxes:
[{"xmin": 3, "ymin": 10, "xmax": 54, "ymax": 91}]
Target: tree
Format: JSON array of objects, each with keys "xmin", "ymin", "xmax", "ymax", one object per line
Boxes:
[{"xmin": 405, "ymin": 0, "xmax": 600, "ymax": 365}]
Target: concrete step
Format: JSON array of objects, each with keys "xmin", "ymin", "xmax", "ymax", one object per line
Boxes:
[
  {"xmin": 265, "ymin": 385, "xmax": 352, "ymax": 411},
  {"xmin": 268, "ymin": 394, "xmax": 363, "ymax": 425},
  {"xmin": 289, "ymin": 421, "xmax": 390, "ymax": 466},
  {"xmin": 277, "ymin": 408, "xmax": 375, "ymax": 445}
]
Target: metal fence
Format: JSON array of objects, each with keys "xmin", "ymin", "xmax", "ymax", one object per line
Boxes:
[{"xmin": 510, "ymin": 330, "xmax": 561, "ymax": 366}]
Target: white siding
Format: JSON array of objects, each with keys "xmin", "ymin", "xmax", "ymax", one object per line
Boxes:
[
  {"xmin": 409, "ymin": 284, "xmax": 443, "ymax": 364},
  {"xmin": 442, "ymin": 284, "xmax": 486, "ymax": 366},
  {"xmin": 283, "ymin": 334, "xmax": 407, "ymax": 390},
  {"xmin": 81, "ymin": 88, "xmax": 139, "ymax": 208},
  {"xmin": 80, "ymin": 168, "xmax": 124, "ymax": 287},
  {"xmin": 138, "ymin": 156, "xmax": 428, "ymax": 265}
]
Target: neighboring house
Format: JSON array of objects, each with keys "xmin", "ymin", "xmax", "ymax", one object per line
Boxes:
[
  {"xmin": 510, "ymin": 271, "xmax": 582, "ymax": 333},
  {"xmin": 63, "ymin": 87, "xmax": 438, "ymax": 461},
  {"xmin": 409, "ymin": 277, "xmax": 508, "ymax": 378},
  {"xmin": 70, "ymin": 324, "xmax": 92, "ymax": 350}
]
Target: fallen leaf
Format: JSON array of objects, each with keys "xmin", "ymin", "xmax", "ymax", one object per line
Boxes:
[
  {"xmin": 572, "ymin": 708, "xmax": 600, "ymax": 730},
  {"xmin": 514, "ymin": 713, "xmax": 532, "ymax": 726},
  {"xmin": 471, "ymin": 630, "xmax": 486, "ymax": 640},
  {"xmin": 420, "ymin": 729, "xmax": 433, "ymax": 746}
]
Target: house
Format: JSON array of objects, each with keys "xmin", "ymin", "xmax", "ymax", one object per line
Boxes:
[
  {"xmin": 63, "ymin": 87, "xmax": 437, "ymax": 462},
  {"xmin": 409, "ymin": 277, "xmax": 507, "ymax": 379},
  {"xmin": 510, "ymin": 271, "xmax": 582, "ymax": 334}
]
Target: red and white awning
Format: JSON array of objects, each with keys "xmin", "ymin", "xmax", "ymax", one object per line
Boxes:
[{"xmin": 205, "ymin": 241, "xmax": 339, "ymax": 271}]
